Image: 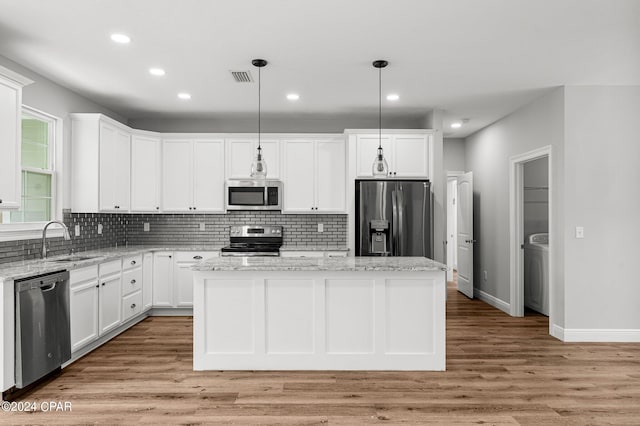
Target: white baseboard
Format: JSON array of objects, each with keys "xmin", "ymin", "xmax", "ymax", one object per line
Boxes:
[
  {"xmin": 473, "ymin": 289, "xmax": 511, "ymax": 315},
  {"xmin": 550, "ymin": 324, "xmax": 564, "ymax": 341},
  {"xmin": 150, "ymin": 307, "xmax": 193, "ymax": 316},
  {"xmin": 559, "ymin": 327, "xmax": 640, "ymax": 342}
]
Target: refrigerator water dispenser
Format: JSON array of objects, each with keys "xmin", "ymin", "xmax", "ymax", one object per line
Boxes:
[{"xmin": 369, "ymin": 219, "xmax": 390, "ymax": 255}]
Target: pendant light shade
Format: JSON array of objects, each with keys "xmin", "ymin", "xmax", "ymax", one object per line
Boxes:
[
  {"xmin": 251, "ymin": 58, "xmax": 268, "ymax": 179},
  {"xmin": 372, "ymin": 60, "xmax": 389, "ymax": 177}
]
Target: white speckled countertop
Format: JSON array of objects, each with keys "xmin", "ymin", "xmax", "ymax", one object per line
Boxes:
[
  {"xmin": 279, "ymin": 246, "xmax": 349, "ymax": 252},
  {"xmin": 193, "ymin": 256, "xmax": 446, "ymax": 272},
  {"xmin": 0, "ymin": 246, "xmax": 224, "ymax": 281}
]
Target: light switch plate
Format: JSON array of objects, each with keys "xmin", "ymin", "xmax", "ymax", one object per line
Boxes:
[
  {"xmin": 144, "ymin": 223, "xmax": 150, "ymax": 232},
  {"xmin": 74, "ymin": 224, "xmax": 80, "ymax": 237},
  {"xmin": 97, "ymin": 223, "xmax": 103, "ymax": 235},
  {"xmin": 317, "ymin": 223, "xmax": 324, "ymax": 233},
  {"xmin": 199, "ymin": 223, "xmax": 206, "ymax": 231},
  {"xmin": 575, "ymin": 226, "xmax": 584, "ymax": 239}
]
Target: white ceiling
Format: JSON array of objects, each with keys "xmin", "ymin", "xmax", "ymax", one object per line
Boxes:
[{"xmin": 0, "ymin": 0, "xmax": 638, "ymax": 137}]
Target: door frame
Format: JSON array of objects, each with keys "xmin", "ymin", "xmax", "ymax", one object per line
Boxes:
[
  {"xmin": 445, "ymin": 171, "xmax": 465, "ymax": 281},
  {"xmin": 509, "ymin": 146, "xmax": 552, "ymax": 328}
]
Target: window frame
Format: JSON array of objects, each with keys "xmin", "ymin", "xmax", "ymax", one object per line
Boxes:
[{"xmin": 0, "ymin": 105, "xmax": 63, "ymax": 241}]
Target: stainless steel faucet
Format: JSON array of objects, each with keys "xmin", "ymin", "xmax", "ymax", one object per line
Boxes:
[{"xmin": 42, "ymin": 220, "xmax": 71, "ymax": 259}]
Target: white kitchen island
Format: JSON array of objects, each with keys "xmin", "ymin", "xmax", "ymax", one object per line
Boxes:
[{"xmin": 192, "ymin": 256, "xmax": 447, "ymax": 371}]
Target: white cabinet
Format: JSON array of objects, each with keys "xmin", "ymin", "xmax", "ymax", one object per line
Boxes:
[
  {"xmin": 142, "ymin": 252, "xmax": 153, "ymax": 310},
  {"xmin": 0, "ymin": 66, "xmax": 31, "ymax": 210},
  {"xmin": 70, "ymin": 266, "xmax": 100, "ymax": 353},
  {"xmin": 131, "ymin": 134, "xmax": 161, "ymax": 212},
  {"xmin": 162, "ymin": 139, "xmax": 225, "ymax": 213},
  {"xmin": 152, "ymin": 252, "xmax": 174, "ymax": 307},
  {"xmin": 226, "ymin": 138, "xmax": 280, "ymax": 179},
  {"xmin": 98, "ymin": 260, "xmax": 122, "ymax": 334},
  {"xmin": 174, "ymin": 251, "xmax": 218, "ymax": 307},
  {"xmin": 355, "ymin": 133, "xmax": 431, "ymax": 178},
  {"xmin": 282, "ymin": 138, "xmax": 346, "ymax": 213},
  {"xmin": 71, "ymin": 114, "xmax": 131, "ymax": 212}
]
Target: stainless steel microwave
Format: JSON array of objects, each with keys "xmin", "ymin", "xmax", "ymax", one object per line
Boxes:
[{"xmin": 225, "ymin": 179, "xmax": 283, "ymax": 211}]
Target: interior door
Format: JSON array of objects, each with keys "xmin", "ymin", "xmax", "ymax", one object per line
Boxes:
[{"xmin": 456, "ymin": 172, "xmax": 474, "ymax": 298}]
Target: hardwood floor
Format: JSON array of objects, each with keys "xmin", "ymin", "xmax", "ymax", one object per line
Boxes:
[{"xmin": 3, "ymin": 283, "xmax": 640, "ymax": 425}]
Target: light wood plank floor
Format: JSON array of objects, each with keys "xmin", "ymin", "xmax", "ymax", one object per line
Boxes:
[{"xmin": 3, "ymin": 283, "xmax": 640, "ymax": 425}]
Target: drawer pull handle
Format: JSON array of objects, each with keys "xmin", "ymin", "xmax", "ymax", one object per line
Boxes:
[
  {"xmin": 130, "ymin": 260, "xmax": 136, "ymax": 265},
  {"xmin": 131, "ymin": 279, "xmax": 136, "ymax": 284},
  {"xmin": 193, "ymin": 255, "xmax": 203, "ymax": 260},
  {"xmin": 131, "ymin": 303, "xmax": 136, "ymax": 309}
]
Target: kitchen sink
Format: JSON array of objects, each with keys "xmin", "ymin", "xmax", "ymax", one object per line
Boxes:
[{"xmin": 47, "ymin": 255, "xmax": 99, "ymax": 263}]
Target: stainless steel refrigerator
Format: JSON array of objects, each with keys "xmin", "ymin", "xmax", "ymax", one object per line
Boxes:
[{"xmin": 355, "ymin": 179, "xmax": 433, "ymax": 257}]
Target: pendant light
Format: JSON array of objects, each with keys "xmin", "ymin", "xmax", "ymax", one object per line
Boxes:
[
  {"xmin": 251, "ymin": 58, "xmax": 268, "ymax": 179},
  {"xmin": 372, "ymin": 60, "xmax": 389, "ymax": 177}
]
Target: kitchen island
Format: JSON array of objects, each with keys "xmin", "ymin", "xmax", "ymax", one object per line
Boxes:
[{"xmin": 192, "ymin": 256, "xmax": 447, "ymax": 371}]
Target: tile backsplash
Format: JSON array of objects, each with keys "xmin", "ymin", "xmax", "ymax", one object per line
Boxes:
[{"xmin": 0, "ymin": 210, "xmax": 347, "ymax": 265}]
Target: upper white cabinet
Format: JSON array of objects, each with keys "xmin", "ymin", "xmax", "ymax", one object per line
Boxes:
[
  {"xmin": 0, "ymin": 66, "xmax": 32, "ymax": 210},
  {"xmin": 162, "ymin": 139, "xmax": 225, "ymax": 213},
  {"xmin": 282, "ymin": 138, "xmax": 346, "ymax": 213},
  {"xmin": 354, "ymin": 133, "xmax": 431, "ymax": 178},
  {"xmin": 226, "ymin": 138, "xmax": 280, "ymax": 179},
  {"xmin": 131, "ymin": 134, "xmax": 161, "ymax": 212},
  {"xmin": 71, "ymin": 114, "xmax": 131, "ymax": 212}
]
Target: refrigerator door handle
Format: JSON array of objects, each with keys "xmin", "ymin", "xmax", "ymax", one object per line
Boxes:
[
  {"xmin": 397, "ymin": 185, "xmax": 405, "ymax": 256},
  {"xmin": 392, "ymin": 189, "xmax": 398, "ymax": 255}
]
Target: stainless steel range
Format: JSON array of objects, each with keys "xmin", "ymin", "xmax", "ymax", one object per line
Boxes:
[{"xmin": 221, "ymin": 225, "xmax": 283, "ymax": 257}]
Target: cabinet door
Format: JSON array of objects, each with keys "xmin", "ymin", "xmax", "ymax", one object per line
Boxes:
[
  {"xmin": 225, "ymin": 139, "xmax": 254, "ymax": 179},
  {"xmin": 393, "ymin": 135, "xmax": 429, "ymax": 177},
  {"xmin": 70, "ymin": 280, "xmax": 99, "ymax": 352},
  {"xmin": 99, "ymin": 123, "xmax": 117, "ymax": 211},
  {"xmin": 114, "ymin": 130, "xmax": 131, "ymax": 210},
  {"xmin": 315, "ymin": 139, "xmax": 346, "ymax": 213},
  {"xmin": 282, "ymin": 139, "xmax": 316, "ymax": 212},
  {"xmin": 174, "ymin": 260, "xmax": 195, "ymax": 307},
  {"xmin": 257, "ymin": 139, "xmax": 280, "ymax": 179},
  {"xmin": 142, "ymin": 252, "xmax": 153, "ymax": 310},
  {"xmin": 356, "ymin": 135, "xmax": 392, "ymax": 177},
  {"xmin": 193, "ymin": 139, "xmax": 225, "ymax": 212},
  {"xmin": 99, "ymin": 274, "xmax": 122, "ymax": 335},
  {"xmin": 162, "ymin": 139, "xmax": 192, "ymax": 212},
  {"xmin": 153, "ymin": 252, "xmax": 174, "ymax": 307},
  {"xmin": 0, "ymin": 76, "xmax": 22, "ymax": 209},
  {"xmin": 131, "ymin": 135, "xmax": 161, "ymax": 212}
]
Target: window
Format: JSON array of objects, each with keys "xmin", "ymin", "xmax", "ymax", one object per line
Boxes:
[{"xmin": 0, "ymin": 107, "xmax": 58, "ymax": 227}]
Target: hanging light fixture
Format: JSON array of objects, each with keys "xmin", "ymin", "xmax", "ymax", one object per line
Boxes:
[
  {"xmin": 251, "ymin": 58, "xmax": 268, "ymax": 179},
  {"xmin": 372, "ymin": 60, "xmax": 389, "ymax": 177}
]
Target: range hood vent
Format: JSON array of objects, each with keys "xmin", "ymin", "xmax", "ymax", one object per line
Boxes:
[{"xmin": 230, "ymin": 70, "xmax": 254, "ymax": 83}]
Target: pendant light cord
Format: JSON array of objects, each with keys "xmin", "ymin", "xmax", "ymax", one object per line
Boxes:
[
  {"xmin": 378, "ymin": 65, "xmax": 382, "ymax": 150},
  {"xmin": 258, "ymin": 65, "xmax": 261, "ymax": 150}
]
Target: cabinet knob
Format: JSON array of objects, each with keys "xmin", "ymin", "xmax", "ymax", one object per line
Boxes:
[
  {"xmin": 193, "ymin": 255, "xmax": 203, "ymax": 260},
  {"xmin": 189, "ymin": 207, "xmax": 192, "ymax": 210},
  {"xmin": 131, "ymin": 260, "xmax": 136, "ymax": 265},
  {"xmin": 193, "ymin": 206, "xmax": 196, "ymax": 210},
  {"xmin": 95, "ymin": 284, "xmax": 99, "ymax": 288},
  {"xmin": 0, "ymin": 199, "xmax": 3, "ymax": 203},
  {"xmin": 101, "ymin": 283, "xmax": 105, "ymax": 286},
  {"xmin": 156, "ymin": 206, "xmax": 160, "ymax": 210},
  {"xmin": 131, "ymin": 303, "xmax": 136, "ymax": 309},
  {"xmin": 131, "ymin": 279, "xmax": 136, "ymax": 284}
]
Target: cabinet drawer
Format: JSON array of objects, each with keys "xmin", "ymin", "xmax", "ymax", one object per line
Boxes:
[
  {"xmin": 122, "ymin": 290, "xmax": 143, "ymax": 321},
  {"xmin": 121, "ymin": 267, "xmax": 143, "ymax": 296},
  {"xmin": 70, "ymin": 265, "xmax": 99, "ymax": 287},
  {"xmin": 122, "ymin": 254, "xmax": 143, "ymax": 270},
  {"xmin": 99, "ymin": 260, "xmax": 122, "ymax": 277},
  {"xmin": 175, "ymin": 251, "xmax": 218, "ymax": 262}
]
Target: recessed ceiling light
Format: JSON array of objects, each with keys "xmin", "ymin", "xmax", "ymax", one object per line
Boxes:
[
  {"xmin": 451, "ymin": 122, "xmax": 462, "ymax": 129},
  {"xmin": 386, "ymin": 94, "xmax": 399, "ymax": 101},
  {"xmin": 110, "ymin": 33, "xmax": 131, "ymax": 44},
  {"xmin": 149, "ymin": 68, "xmax": 166, "ymax": 76},
  {"xmin": 286, "ymin": 93, "xmax": 300, "ymax": 101},
  {"xmin": 177, "ymin": 93, "xmax": 191, "ymax": 100}
]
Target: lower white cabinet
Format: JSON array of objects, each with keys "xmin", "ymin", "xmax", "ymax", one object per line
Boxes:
[
  {"xmin": 69, "ymin": 266, "xmax": 100, "ymax": 353},
  {"xmin": 98, "ymin": 261, "xmax": 123, "ymax": 335},
  {"xmin": 153, "ymin": 251, "xmax": 218, "ymax": 308},
  {"xmin": 142, "ymin": 252, "xmax": 153, "ymax": 310},
  {"xmin": 152, "ymin": 252, "xmax": 174, "ymax": 307}
]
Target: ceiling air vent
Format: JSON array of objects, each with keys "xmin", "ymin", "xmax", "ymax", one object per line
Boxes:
[{"xmin": 230, "ymin": 70, "xmax": 253, "ymax": 83}]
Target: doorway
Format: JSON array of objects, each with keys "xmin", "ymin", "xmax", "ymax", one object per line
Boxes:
[
  {"xmin": 446, "ymin": 171, "xmax": 465, "ymax": 283},
  {"xmin": 509, "ymin": 146, "xmax": 553, "ymax": 331}
]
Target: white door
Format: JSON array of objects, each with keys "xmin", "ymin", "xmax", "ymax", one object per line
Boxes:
[
  {"xmin": 393, "ymin": 135, "xmax": 429, "ymax": 177},
  {"xmin": 456, "ymin": 172, "xmax": 474, "ymax": 298},
  {"xmin": 114, "ymin": 130, "xmax": 131, "ymax": 210},
  {"xmin": 131, "ymin": 135, "xmax": 161, "ymax": 212},
  {"xmin": 70, "ymin": 280, "xmax": 99, "ymax": 352},
  {"xmin": 446, "ymin": 178, "xmax": 458, "ymax": 282},
  {"xmin": 226, "ymin": 139, "xmax": 255, "ymax": 179},
  {"xmin": 315, "ymin": 139, "xmax": 346, "ymax": 212},
  {"xmin": 99, "ymin": 274, "xmax": 122, "ymax": 335},
  {"xmin": 174, "ymin": 260, "xmax": 195, "ymax": 307},
  {"xmin": 142, "ymin": 252, "xmax": 153, "ymax": 310},
  {"xmin": 99, "ymin": 123, "xmax": 117, "ymax": 211},
  {"xmin": 152, "ymin": 252, "xmax": 174, "ymax": 307},
  {"xmin": 193, "ymin": 139, "xmax": 225, "ymax": 212},
  {"xmin": 356, "ymin": 135, "xmax": 392, "ymax": 177},
  {"xmin": 162, "ymin": 139, "xmax": 192, "ymax": 212},
  {"xmin": 282, "ymin": 139, "xmax": 315, "ymax": 212}
]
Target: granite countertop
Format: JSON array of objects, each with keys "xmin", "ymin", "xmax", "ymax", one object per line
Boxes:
[
  {"xmin": 193, "ymin": 256, "xmax": 447, "ymax": 272},
  {"xmin": 279, "ymin": 246, "xmax": 349, "ymax": 252},
  {"xmin": 0, "ymin": 245, "xmax": 224, "ymax": 282}
]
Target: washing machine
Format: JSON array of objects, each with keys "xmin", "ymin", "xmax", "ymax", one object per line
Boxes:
[{"xmin": 524, "ymin": 233, "xmax": 549, "ymax": 316}]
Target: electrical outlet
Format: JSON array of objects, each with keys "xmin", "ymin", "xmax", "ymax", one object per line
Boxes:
[
  {"xmin": 74, "ymin": 224, "xmax": 80, "ymax": 237},
  {"xmin": 483, "ymin": 270, "xmax": 488, "ymax": 282},
  {"xmin": 199, "ymin": 223, "xmax": 206, "ymax": 231},
  {"xmin": 97, "ymin": 223, "xmax": 103, "ymax": 235},
  {"xmin": 144, "ymin": 223, "xmax": 150, "ymax": 232},
  {"xmin": 317, "ymin": 223, "xmax": 324, "ymax": 233},
  {"xmin": 575, "ymin": 226, "xmax": 584, "ymax": 239}
]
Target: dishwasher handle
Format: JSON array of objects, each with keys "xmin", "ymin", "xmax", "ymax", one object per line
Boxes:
[{"xmin": 40, "ymin": 282, "xmax": 57, "ymax": 292}]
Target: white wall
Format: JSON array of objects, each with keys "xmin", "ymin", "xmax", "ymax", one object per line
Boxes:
[
  {"xmin": 444, "ymin": 138, "xmax": 466, "ymax": 172},
  {"xmin": 465, "ymin": 88, "xmax": 565, "ymax": 326},
  {"xmin": 564, "ymin": 86, "xmax": 640, "ymax": 332},
  {"xmin": 0, "ymin": 55, "xmax": 127, "ymax": 211},
  {"xmin": 523, "ymin": 157, "xmax": 549, "ymax": 238}
]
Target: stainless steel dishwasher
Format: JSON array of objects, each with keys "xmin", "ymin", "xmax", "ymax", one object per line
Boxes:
[{"xmin": 14, "ymin": 270, "xmax": 71, "ymax": 388}]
